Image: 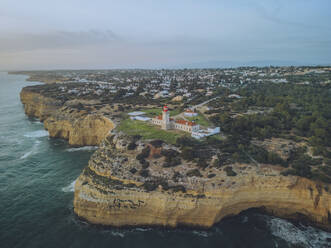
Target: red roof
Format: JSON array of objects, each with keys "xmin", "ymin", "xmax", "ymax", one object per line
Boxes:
[{"xmin": 175, "ymin": 119, "xmax": 197, "ymax": 126}]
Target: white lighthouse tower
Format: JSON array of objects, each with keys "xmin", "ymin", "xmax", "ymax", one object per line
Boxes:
[{"xmin": 161, "ymin": 105, "xmax": 170, "ymax": 130}]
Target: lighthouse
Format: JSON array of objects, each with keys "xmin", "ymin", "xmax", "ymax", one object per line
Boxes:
[{"xmin": 161, "ymin": 105, "xmax": 170, "ymax": 130}]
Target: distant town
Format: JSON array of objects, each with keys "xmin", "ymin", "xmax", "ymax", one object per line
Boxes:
[{"xmin": 11, "ymin": 66, "xmax": 331, "ymax": 105}]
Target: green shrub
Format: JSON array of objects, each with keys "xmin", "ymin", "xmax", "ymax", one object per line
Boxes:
[
  {"xmin": 292, "ymin": 162, "xmax": 312, "ymax": 178},
  {"xmin": 186, "ymin": 169, "xmax": 202, "ymax": 177},
  {"xmin": 142, "ymin": 181, "xmax": 158, "ymax": 191},
  {"xmin": 140, "ymin": 159, "xmax": 150, "ymax": 169},
  {"xmin": 139, "ymin": 169, "xmax": 149, "ymax": 178},
  {"xmin": 163, "ymin": 157, "xmax": 181, "ymax": 167},
  {"xmin": 197, "ymin": 158, "xmax": 208, "ymax": 169},
  {"xmin": 224, "ymin": 166, "xmax": 237, "ymax": 176},
  {"xmin": 170, "ymin": 185, "xmax": 186, "ymax": 193},
  {"xmin": 311, "ymin": 171, "xmax": 331, "ymax": 184},
  {"xmin": 280, "ymin": 169, "xmax": 296, "ymax": 176},
  {"xmin": 153, "ymin": 153, "xmax": 162, "ymax": 159},
  {"xmin": 150, "ymin": 139, "xmax": 164, "ymax": 148},
  {"xmin": 128, "ymin": 142, "xmax": 137, "ymax": 150},
  {"xmin": 181, "ymin": 147, "xmax": 196, "ymax": 161},
  {"xmin": 161, "ymin": 149, "xmax": 179, "ymax": 157},
  {"xmin": 136, "ymin": 146, "xmax": 150, "ymax": 160},
  {"xmin": 172, "ymin": 171, "xmax": 183, "ymax": 182}
]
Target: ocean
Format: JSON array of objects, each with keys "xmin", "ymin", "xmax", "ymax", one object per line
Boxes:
[{"xmin": 0, "ymin": 72, "xmax": 330, "ymax": 248}]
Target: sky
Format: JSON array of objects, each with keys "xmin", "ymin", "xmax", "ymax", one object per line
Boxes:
[{"xmin": 0, "ymin": 0, "xmax": 330, "ymax": 70}]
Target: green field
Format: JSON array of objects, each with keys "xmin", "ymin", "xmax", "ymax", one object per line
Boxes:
[
  {"xmin": 140, "ymin": 108, "xmax": 162, "ymax": 117},
  {"xmin": 116, "ymin": 118, "xmax": 187, "ymax": 144},
  {"xmin": 186, "ymin": 113, "xmax": 211, "ymax": 127}
]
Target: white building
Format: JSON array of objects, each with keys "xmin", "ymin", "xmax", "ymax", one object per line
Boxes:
[
  {"xmin": 191, "ymin": 127, "xmax": 220, "ymax": 139},
  {"xmin": 151, "ymin": 106, "xmax": 200, "ymax": 133}
]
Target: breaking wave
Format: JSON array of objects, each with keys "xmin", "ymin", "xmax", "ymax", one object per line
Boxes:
[
  {"xmin": 20, "ymin": 140, "xmax": 41, "ymax": 159},
  {"xmin": 24, "ymin": 130, "xmax": 49, "ymax": 138},
  {"xmin": 66, "ymin": 146, "xmax": 98, "ymax": 152},
  {"xmin": 192, "ymin": 230, "xmax": 210, "ymax": 238},
  {"xmin": 109, "ymin": 231, "xmax": 125, "ymax": 238},
  {"xmin": 62, "ymin": 180, "xmax": 77, "ymax": 192},
  {"xmin": 20, "ymin": 150, "xmax": 34, "ymax": 159},
  {"xmin": 268, "ymin": 216, "xmax": 331, "ymax": 247}
]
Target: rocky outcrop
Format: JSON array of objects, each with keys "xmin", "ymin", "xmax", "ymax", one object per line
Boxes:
[
  {"xmin": 74, "ymin": 132, "xmax": 331, "ymax": 230},
  {"xmin": 20, "ymin": 88, "xmax": 62, "ymax": 121},
  {"xmin": 20, "ymin": 87, "xmax": 115, "ymax": 146},
  {"xmin": 44, "ymin": 110, "xmax": 114, "ymax": 146}
]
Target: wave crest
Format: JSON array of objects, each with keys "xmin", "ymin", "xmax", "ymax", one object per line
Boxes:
[
  {"xmin": 66, "ymin": 146, "xmax": 98, "ymax": 152},
  {"xmin": 268, "ymin": 216, "xmax": 331, "ymax": 247},
  {"xmin": 62, "ymin": 180, "xmax": 77, "ymax": 192},
  {"xmin": 24, "ymin": 130, "xmax": 49, "ymax": 138}
]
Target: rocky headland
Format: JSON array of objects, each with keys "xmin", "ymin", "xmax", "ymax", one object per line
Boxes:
[
  {"xmin": 74, "ymin": 132, "xmax": 331, "ymax": 231},
  {"xmin": 20, "ymin": 84, "xmax": 115, "ymax": 146},
  {"xmin": 19, "ymin": 82, "xmax": 331, "ymax": 231}
]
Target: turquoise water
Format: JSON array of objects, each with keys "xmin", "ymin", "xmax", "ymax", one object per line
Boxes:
[{"xmin": 0, "ymin": 72, "xmax": 330, "ymax": 248}]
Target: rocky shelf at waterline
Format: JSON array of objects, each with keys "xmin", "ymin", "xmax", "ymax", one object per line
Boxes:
[
  {"xmin": 74, "ymin": 132, "xmax": 331, "ymax": 231},
  {"xmin": 20, "ymin": 85, "xmax": 115, "ymax": 146}
]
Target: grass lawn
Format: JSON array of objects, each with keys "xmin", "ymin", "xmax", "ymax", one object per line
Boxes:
[
  {"xmin": 140, "ymin": 108, "xmax": 162, "ymax": 117},
  {"xmin": 116, "ymin": 118, "xmax": 187, "ymax": 144},
  {"xmin": 186, "ymin": 113, "xmax": 211, "ymax": 127}
]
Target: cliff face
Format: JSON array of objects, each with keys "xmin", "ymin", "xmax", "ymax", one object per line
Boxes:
[
  {"xmin": 20, "ymin": 87, "xmax": 115, "ymax": 146},
  {"xmin": 44, "ymin": 111, "xmax": 114, "ymax": 146},
  {"xmin": 74, "ymin": 133, "xmax": 331, "ymax": 230},
  {"xmin": 20, "ymin": 89, "xmax": 62, "ymax": 121}
]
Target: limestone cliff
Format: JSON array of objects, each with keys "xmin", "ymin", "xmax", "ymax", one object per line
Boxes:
[
  {"xmin": 74, "ymin": 132, "xmax": 331, "ymax": 230},
  {"xmin": 20, "ymin": 87, "xmax": 115, "ymax": 146},
  {"xmin": 20, "ymin": 88, "xmax": 62, "ymax": 121}
]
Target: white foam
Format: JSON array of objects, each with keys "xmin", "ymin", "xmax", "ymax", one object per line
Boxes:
[
  {"xmin": 66, "ymin": 146, "xmax": 98, "ymax": 152},
  {"xmin": 24, "ymin": 130, "xmax": 49, "ymax": 138},
  {"xmin": 192, "ymin": 230, "xmax": 210, "ymax": 238},
  {"xmin": 134, "ymin": 227, "xmax": 152, "ymax": 232},
  {"xmin": 268, "ymin": 216, "xmax": 331, "ymax": 247},
  {"xmin": 62, "ymin": 180, "xmax": 77, "ymax": 192},
  {"xmin": 20, "ymin": 150, "xmax": 33, "ymax": 159},
  {"xmin": 110, "ymin": 231, "xmax": 125, "ymax": 238},
  {"xmin": 32, "ymin": 121, "xmax": 43, "ymax": 125},
  {"xmin": 20, "ymin": 140, "xmax": 41, "ymax": 159}
]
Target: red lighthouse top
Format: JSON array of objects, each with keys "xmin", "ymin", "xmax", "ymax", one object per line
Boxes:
[{"xmin": 163, "ymin": 105, "xmax": 169, "ymax": 112}]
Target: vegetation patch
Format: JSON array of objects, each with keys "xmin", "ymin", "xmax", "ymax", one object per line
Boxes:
[
  {"xmin": 136, "ymin": 146, "xmax": 150, "ymax": 161},
  {"xmin": 186, "ymin": 169, "xmax": 202, "ymax": 177},
  {"xmin": 161, "ymin": 149, "xmax": 181, "ymax": 167},
  {"xmin": 117, "ymin": 118, "xmax": 185, "ymax": 144},
  {"xmin": 186, "ymin": 112, "xmax": 211, "ymax": 127},
  {"xmin": 149, "ymin": 139, "xmax": 164, "ymax": 148},
  {"xmin": 139, "ymin": 169, "xmax": 149, "ymax": 178},
  {"xmin": 224, "ymin": 166, "xmax": 237, "ymax": 176},
  {"xmin": 83, "ymin": 167, "xmax": 137, "ymax": 189}
]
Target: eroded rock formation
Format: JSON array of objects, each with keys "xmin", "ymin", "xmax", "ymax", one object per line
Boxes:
[
  {"xmin": 74, "ymin": 132, "xmax": 331, "ymax": 230},
  {"xmin": 20, "ymin": 87, "xmax": 115, "ymax": 146}
]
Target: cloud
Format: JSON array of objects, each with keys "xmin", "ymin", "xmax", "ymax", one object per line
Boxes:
[{"xmin": 0, "ymin": 29, "xmax": 118, "ymax": 53}]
